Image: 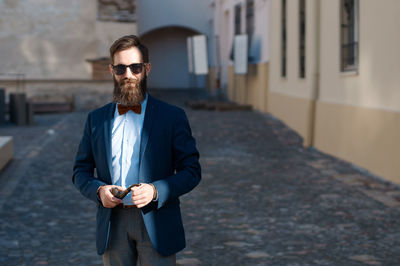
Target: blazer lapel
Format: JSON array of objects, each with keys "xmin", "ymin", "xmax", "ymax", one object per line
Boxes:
[
  {"xmin": 104, "ymin": 103, "xmax": 116, "ymax": 182},
  {"xmin": 139, "ymin": 95, "xmax": 157, "ymax": 177}
]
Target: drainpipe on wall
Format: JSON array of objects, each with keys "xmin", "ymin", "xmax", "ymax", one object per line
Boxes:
[{"xmin": 309, "ymin": 0, "xmax": 321, "ymax": 147}]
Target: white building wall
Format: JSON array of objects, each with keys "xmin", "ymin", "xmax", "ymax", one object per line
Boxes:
[
  {"xmin": 142, "ymin": 27, "xmax": 203, "ymax": 89},
  {"xmin": 213, "ymin": 0, "xmax": 270, "ymax": 88},
  {"xmin": 95, "ymin": 21, "xmax": 138, "ymax": 59},
  {"xmin": 256, "ymin": 0, "xmax": 270, "ymax": 63},
  {"xmin": 214, "ymin": 0, "xmax": 233, "ymax": 88},
  {"xmin": 319, "ymin": 0, "xmax": 400, "ymax": 112},
  {"xmin": 0, "ymin": 0, "xmax": 136, "ymax": 80},
  {"xmin": 136, "ymin": 0, "xmax": 213, "ymax": 89},
  {"xmin": 269, "ymin": 0, "xmax": 317, "ymax": 100},
  {"xmin": 137, "ymin": 0, "xmax": 213, "ymax": 36}
]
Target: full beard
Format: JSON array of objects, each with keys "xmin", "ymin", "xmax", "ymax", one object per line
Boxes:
[{"xmin": 113, "ymin": 76, "xmax": 147, "ymax": 106}]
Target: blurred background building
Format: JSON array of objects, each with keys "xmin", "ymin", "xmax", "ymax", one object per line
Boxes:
[
  {"xmin": 137, "ymin": 0, "xmax": 212, "ymax": 89},
  {"xmin": 0, "ymin": 0, "xmax": 213, "ymax": 108},
  {"xmin": 212, "ymin": 0, "xmax": 400, "ymax": 184},
  {"xmin": 0, "ymin": 0, "xmax": 137, "ymax": 108},
  {"xmin": 0, "ymin": 0, "xmax": 399, "ymax": 184}
]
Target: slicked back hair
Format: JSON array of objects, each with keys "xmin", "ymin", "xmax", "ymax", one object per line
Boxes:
[{"xmin": 109, "ymin": 35, "xmax": 149, "ymax": 64}]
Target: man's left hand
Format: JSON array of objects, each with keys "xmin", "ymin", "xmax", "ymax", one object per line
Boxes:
[{"xmin": 131, "ymin": 183, "xmax": 156, "ymax": 208}]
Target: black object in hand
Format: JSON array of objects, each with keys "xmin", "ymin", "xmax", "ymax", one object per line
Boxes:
[{"xmin": 111, "ymin": 184, "xmax": 141, "ymax": 199}]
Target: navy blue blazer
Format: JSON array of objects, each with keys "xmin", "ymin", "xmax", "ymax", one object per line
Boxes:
[{"xmin": 72, "ymin": 95, "xmax": 201, "ymax": 256}]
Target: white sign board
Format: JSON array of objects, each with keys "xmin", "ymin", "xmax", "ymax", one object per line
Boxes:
[
  {"xmin": 234, "ymin": 34, "xmax": 248, "ymax": 74},
  {"xmin": 192, "ymin": 35, "xmax": 209, "ymax": 75},
  {"xmin": 187, "ymin": 37, "xmax": 193, "ymax": 73}
]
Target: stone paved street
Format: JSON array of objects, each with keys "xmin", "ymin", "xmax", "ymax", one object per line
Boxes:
[{"xmin": 0, "ymin": 90, "xmax": 400, "ymax": 265}]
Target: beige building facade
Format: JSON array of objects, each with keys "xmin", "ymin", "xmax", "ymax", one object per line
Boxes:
[
  {"xmin": 0, "ymin": 0, "xmax": 214, "ymax": 105},
  {"xmin": 314, "ymin": 0, "xmax": 400, "ymax": 184},
  {"xmin": 214, "ymin": 0, "xmax": 400, "ymax": 184},
  {"xmin": 211, "ymin": 0, "xmax": 270, "ymax": 111},
  {"xmin": 0, "ymin": 0, "xmax": 137, "ymax": 107}
]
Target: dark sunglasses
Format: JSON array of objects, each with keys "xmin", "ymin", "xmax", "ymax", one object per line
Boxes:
[{"xmin": 111, "ymin": 63, "xmax": 148, "ymax": 75}]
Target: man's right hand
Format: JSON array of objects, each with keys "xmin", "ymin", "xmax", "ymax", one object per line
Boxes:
[{"xmin": 98, "ymin": 185, "xmax": 123, "ymax": 208}]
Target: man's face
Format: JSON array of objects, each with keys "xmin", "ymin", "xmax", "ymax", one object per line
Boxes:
[{"xmin": 110, "ymin": 47, "xmax": 151, "ymax": 106}]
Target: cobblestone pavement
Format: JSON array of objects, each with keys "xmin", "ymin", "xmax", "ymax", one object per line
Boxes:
[{"xmin": 0, "ymin": 90, "xmax": 400, "ymax": 265}]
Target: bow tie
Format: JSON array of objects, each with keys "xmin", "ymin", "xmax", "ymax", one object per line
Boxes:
[{"xmin": 117, "ymin": 104, "xmax": 141, "ymax": 115}]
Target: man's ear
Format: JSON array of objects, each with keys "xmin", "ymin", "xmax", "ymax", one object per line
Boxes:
[
  {"xmin": 109, "ymin": 64, "xmax": 114, "ymax": 76},
  {"xmin": 145, "ymin": 63, "xmax": 151, "ymax": 76}
]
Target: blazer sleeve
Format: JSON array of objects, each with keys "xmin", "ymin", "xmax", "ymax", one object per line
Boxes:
[
  {"xmin": 152, "ymin": 109, "xmax": 201, "ymax": 209},
  {"xmin": 72, "ymin": 112, "xmax": 107, "ymax": 204}
]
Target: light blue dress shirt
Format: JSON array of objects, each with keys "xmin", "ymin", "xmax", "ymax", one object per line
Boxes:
[{"xmin": 111, "ymin": 94, "xmax": 148, "ymax": 205}]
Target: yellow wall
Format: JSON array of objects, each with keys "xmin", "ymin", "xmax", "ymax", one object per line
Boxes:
[
  {"xmin": 314, "ymin": 0, "xmax": 400, "ymax": 183},
  {"xmin": 227, "ymin": 62, "xmax": 269, "ymax": 112},
  {"xmin": 208, "ymin": 67, "xmax": 217, "ymax": 95},
  {"xmin": 225, "ymin": 0, "xmax": 400, "ymax": 184},
  {"xmin": 268, "ymin": 0, "xmax": 400, "ymax": 183},
  {"xmin": 267, "ymin": 0, "xmax": 319, "ymax": 147},
  {"xmin": 227, "ymin": 65, "xmax": 235, "ymax": 101},
  {"xmin": 268, "ymin": 92, "xmax": 315, "ymax": 146},
  {"xmin": 315, "ymin": 101, "xmax": 400, "ymax": 183},
  {"xmin": 247, "ymin": 63, "xmax": 269, "ymax": 112}
]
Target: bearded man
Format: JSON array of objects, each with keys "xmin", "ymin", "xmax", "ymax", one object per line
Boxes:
[{"xmin": 72, "ymin": 35, "xmax": 201, "ymax": 266}]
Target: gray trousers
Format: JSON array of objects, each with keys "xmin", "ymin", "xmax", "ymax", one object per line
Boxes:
[{"xmin": 102, "ymin": 207, "xmax": 176, "ymax": 266}]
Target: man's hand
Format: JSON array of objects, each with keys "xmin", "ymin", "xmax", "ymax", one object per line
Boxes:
[
  {"xmin": 98, "ymin": 185, "xmax": 123, "ymax": 208},
  {"xmin": 131, "ymin": 183, "xmax": 156, "ymax": 208}
]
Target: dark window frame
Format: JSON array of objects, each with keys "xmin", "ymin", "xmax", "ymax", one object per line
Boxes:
[
  {"xmin": 281, "ymin": 0, "xmax": 287, "ymax": 77},
  {"xmin": 299, "ymin": 0, "xmax": 306, "ymax": 78},
  {"xmin": 235, "ymin": 4, "xmax": 242, "ymax": 35},
  {"xmin": 246, "ymin": 0, "xmax": 255, "ymax": 62},
  {"xmin": 246, "ymin": 0, "xmax": 255, "ymax": 39},
  {"xmin": 340, "ymin": 0, "xmax": 359, "ymax": 72}
]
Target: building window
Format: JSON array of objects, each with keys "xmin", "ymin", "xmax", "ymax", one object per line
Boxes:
[
  {"xmin": 246, "ymin": 1, "xmax": 255, "ymax": 39},
  {"xmin": 299, "ymin": 0, "xmax": 306, "ymax": 78},
  {"xmin": 235, "ymin": 4, "xmax": 242, "ymax": 35},
  {"xmin": 230, "ymin": 4, "xmax": 242, "ymax": 61},
  {"xmin": 340, "ymin": 0, "xmax": 359, "ymax": 72},
  {"xmin": 97, "ymin": 0, "xmax": 136, "ymax": 22},
  {"xmin": 246, "ymin": 0, "xmax": 255, "ymax": 62},
  {"xmin": 281, "ymin": 0, "xmax": 287, "ymax": 77}
]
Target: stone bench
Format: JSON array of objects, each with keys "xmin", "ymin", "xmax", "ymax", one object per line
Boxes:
[
  {"xmin": 0, "ymin": 136, "xmax": 13, "ymax": 171},
  {"xmin": 32, "ymin": 102, "xmax": 73, "ymax": 113}
]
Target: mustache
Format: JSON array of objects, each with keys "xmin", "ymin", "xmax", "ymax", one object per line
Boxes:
[{"xmin": 120, "ymin": 78, "xmax": 139, "ymax": 86}]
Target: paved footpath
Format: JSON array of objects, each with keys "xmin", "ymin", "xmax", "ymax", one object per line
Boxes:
[{"xmin": 0, "ymin": 90, "xmax": 400, "ymax": 265}]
